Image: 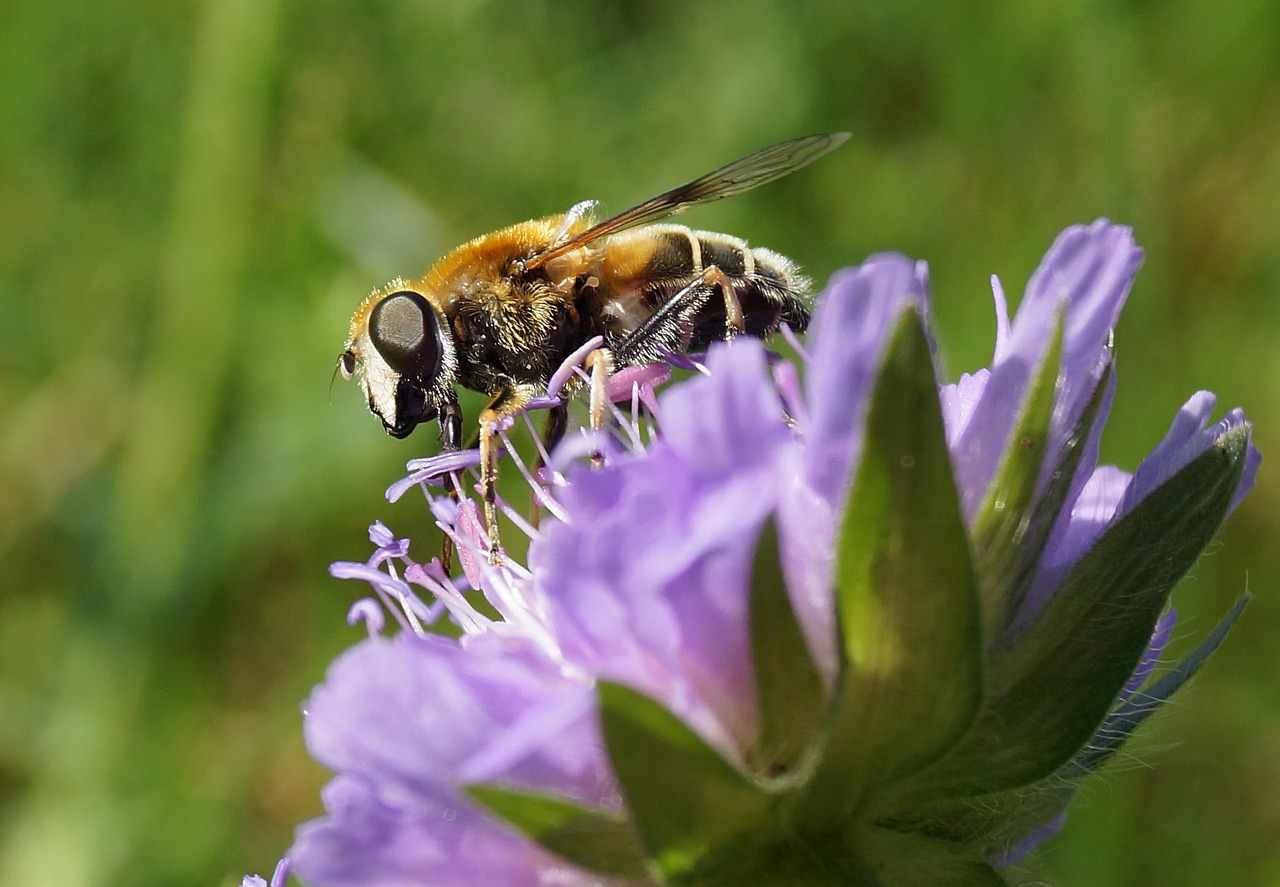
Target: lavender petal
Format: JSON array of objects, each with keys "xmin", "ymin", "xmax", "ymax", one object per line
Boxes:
[{"xmin": 803, "ymin": 254, "xmax": 931, "ymax": 500}]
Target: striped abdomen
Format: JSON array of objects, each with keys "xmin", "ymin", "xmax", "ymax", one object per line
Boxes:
[{"xmin": 587, "ymin": 224, "xmax": 811, "ymax": 361}]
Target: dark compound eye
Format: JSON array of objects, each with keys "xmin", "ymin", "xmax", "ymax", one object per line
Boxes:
[
  {"xmin": 337, "ymin": 350, "xmax": 356, "ymax": 380},
  {"xmin": 368, "ymin": 291, "xmax": 443, "ymax": 381}
]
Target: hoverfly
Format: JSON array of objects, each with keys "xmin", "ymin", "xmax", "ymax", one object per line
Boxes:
[{"xmin": 339, "ymin": 132, "xmax": 848, "ymax": 561}]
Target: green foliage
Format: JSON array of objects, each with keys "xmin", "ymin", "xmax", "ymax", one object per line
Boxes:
[{"xmin": 1, "ymin": 1, "xmax": 1278, "ymax": 885}]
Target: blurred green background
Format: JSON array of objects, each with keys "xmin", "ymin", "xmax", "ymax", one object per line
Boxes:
[{"xmin": 2, "ymin": 0, "xmax": 1277, "ymax": 884}]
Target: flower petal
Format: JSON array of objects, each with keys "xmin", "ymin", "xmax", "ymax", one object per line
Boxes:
[
  {"xmin": 1021, "ymin": 392, "xmax": 1258, "ymax": 630},
  {"xmin": 532, "ymin": 342, "xmax": 793, "ymax": 758},
  {"xmin": 1120, "ymin": 394, "xmax": 1259, "ymax": 518},
  {"xmin": 292, "ymin": 634, "xmax": 618, "ymax": 885},
  {"xmin": 292, "ymin": 774, "xmax": 603, "ymax": 887},
  {"xmin": 781, "ymin": 255, "xmax": 931, "ymax": 677},
  {"xmin": 301, "ymin": 633, "xmax": 611, "ymax": 806},
  {"xmin": 803, "ymin": 254, "xmax": 931, "ymax": 499},
  {"xmin": 952, "ymin": 221, "xmax": 1141, "ymax": 520}
]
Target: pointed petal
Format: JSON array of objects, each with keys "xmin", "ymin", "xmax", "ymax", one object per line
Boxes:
[
  {"xmin": 951, "ymin": 221, "xmax": 1140, "ymax": 520},
  {"xmin": 804, "ymin": 254, "xmax": 931, "ymax": 499},
  {"xmin": 1020, "ymin": 394, "xmax": 1257, "ymax": 631}
]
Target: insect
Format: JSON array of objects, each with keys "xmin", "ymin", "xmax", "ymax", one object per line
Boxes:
[{"xmin": 339, "ymin": 132, "xmax": 849, "ymax": 561}]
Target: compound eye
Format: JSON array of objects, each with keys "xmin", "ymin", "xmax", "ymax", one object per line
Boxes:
[
  {"xmin": 337, "ymin": 350, "xmax": 356, "ymax": 380},
  {"xmin": 368, "ymin": 291, "xmax": 443, "ymax": 381}
]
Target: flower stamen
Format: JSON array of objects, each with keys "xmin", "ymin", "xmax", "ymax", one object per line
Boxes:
[
  {"xmin": 496, "ymin": 426, "xmax": 569, "ymax": 524},
  {"xmin": 346, "ymin": 598, "xmax": 385, "ymax": 637},
  {"xmin": 404, "ymin": 559, "xmax": 494, "ymax": 634}
]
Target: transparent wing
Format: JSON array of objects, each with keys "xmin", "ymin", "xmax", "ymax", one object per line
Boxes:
[{"xmin": 524, "ymin": 132, "xmax": 849, "ymax": 271}]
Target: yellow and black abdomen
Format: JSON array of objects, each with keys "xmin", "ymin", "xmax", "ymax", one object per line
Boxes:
[{"xmin": 589, "ymin": 224, "xmax": 810, "ymax": 359}]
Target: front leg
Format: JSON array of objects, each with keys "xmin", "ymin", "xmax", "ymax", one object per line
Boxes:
[
  {"xmin": 438, "ymin": 397, "xmax": 464, "ymax": 451},
  {"xmin": 478, "ymin": 384, "xmax": 540, "ymax": 563},
  {"xmin": 436, "ymin": 398, "xmax": 464, "ymax": 572}
]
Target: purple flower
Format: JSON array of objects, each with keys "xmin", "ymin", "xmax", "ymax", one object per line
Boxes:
[
  {"xmin": 273, "ymin": 220, "xmax": 1256, "ymax": 886},
  {"xmin": 291, "ymin": 633, "xmax": 614, "ymax": 887}
]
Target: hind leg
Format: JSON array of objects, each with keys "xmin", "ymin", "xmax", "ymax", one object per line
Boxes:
[{"xmin": 614, "ymin": 266, "xmax": 744, "ymax": 366}]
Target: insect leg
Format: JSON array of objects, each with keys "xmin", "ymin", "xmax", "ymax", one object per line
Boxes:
[
  {"xmin": 583, "ymin": 347, "xmax": 617, "ymax": 467},
  {"xmin": 437, "ymin": 398, "xmax": 464, "ymax": 573},
  {"xmin": 542, "ymin": 402, "xmax": 570, "ymax": 456},
  {"xmin": 585, "ymin": 347, "xmax": 616, "ymax": 433},
  {"xmin": 704, "ymin": 265, "xmax": 746, "ymax": 336},
  {"xmin": 613, "ymin": 275, "xmax": 711, "ymax": 366},
  {"xmin": 613, "ymin": 265, "xmax": 745, "ymax": 367},
  {"xmin": 477, "ymin": 385, "xmax": 538, "ymax": 563},
  {"xmin": 438, "ymin": 397, "xmax": 465, "ymax": 450}
]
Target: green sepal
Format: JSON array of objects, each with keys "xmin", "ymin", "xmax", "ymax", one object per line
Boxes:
[
  {"xmin": 992, "ymin": 356, "xmax": 1115, "ymax": 638},
  {"xmin": 900, "ymin": 424, "xmax": 1249, "ymax": 798},
  {"xmin": 882, "ymin": 596, "xmax": 1250, "ymax": 856},
  {"xmin": 1066, "ymin": 592, "xmax": 1250, "ymax": 776},
  {"xmin": 661, "ymin": 824, "xmax": 1009, "ymax": 887},
  {"xmin": 969, "ymin": 310, "xmax": 1063, "ymax": 640},
  {"xmin": 465, "ymin": 784, "xmax": 649, "ymax": 879},
  {"xmin": 670, "ymin": 825, "xmax": 1008, "ymax": 887},
  {"xmin": 662, "ymin": 831, "xmax": 875, "ymax": 887},
  {"xmin": 801, "ymin": 308, "xmax": 984, "ymax": 824},
  {"xmin": 852, "ymin": 826, "xmax": 1011, "ymax": 886},
  {"xmin": 749, "ymin": 517, "xmax": 827, "ymax": 778},
  {"xmin": 597, "ymin": 680, "xmax": 773, "ymax": 881}
]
